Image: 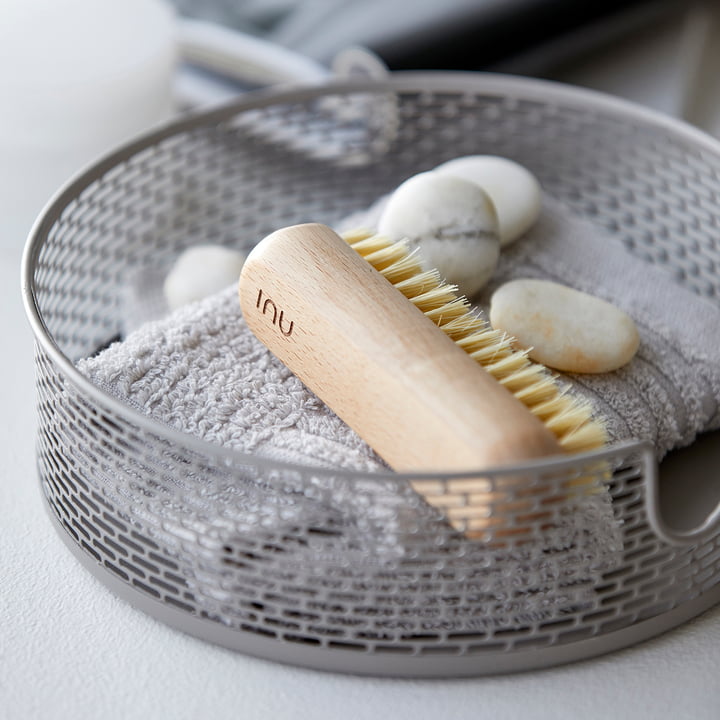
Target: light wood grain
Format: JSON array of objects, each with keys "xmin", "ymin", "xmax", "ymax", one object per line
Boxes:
[{"xmin": 238, "ymin": 223, "xmax": 562, "ymax": 480}]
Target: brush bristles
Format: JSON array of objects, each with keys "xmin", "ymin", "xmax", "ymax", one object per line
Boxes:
[{"xmin": 342, "ymin": 227, "xmax": 608, "ymax": 455}]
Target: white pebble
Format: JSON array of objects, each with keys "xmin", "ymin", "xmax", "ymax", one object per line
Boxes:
[
  {"xmin": 378, "ymin": 172, "xmax": 500, "ymax": 297},
  {"xmin": 434, "ymin": 155, "xmax": 542, "ymax": 246},
  {"xmin": 164, "ymin": 244, "xmax": 247, "ymax": 310},
  {"xmin": 489, "ymin": 279, "xmax": 639, "ymax": 373}
]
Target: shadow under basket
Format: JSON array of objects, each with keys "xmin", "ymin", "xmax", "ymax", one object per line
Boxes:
[{"xmin": 21, "ymin": 73, "xmax": 720, "ymax": 677}]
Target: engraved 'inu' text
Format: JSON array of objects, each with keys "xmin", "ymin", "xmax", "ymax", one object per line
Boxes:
[{"xmin": 256, "ymin": 288, "xmax": 294, "ymax": 336}]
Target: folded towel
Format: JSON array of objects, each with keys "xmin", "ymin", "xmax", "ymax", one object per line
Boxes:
[{"xmin": 76, "ymin": 196, "xmax": 720, "ymax": 623}]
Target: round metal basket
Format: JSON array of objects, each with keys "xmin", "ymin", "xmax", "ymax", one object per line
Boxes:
[{"xmin": 22, "ymin": 72, "xmax": 720, "ymax": 677}]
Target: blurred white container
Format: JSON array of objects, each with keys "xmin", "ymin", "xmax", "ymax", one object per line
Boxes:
[{"xmin": 0, "ymin": 0, "xmax": 176, "ymax": 248}]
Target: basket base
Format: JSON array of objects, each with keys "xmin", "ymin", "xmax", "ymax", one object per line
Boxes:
[{"xmin": 42, "ymin": 483, "xmax": 720, "ymax": 678}]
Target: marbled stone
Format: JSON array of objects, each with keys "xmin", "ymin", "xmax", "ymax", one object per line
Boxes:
[{"xmin": 378, "ymin": 172, "xmax": 500, "ymax": 297}]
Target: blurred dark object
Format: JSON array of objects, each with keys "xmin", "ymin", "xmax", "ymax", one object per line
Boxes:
[{"xmin": 168, "ymin": 0, "xmax": 688, "ymax": 75}]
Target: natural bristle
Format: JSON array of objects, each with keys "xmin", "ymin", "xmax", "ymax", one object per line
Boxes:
[{"xmin": 342, "ymin": 227, "xmax": 608, "ymax": 455}]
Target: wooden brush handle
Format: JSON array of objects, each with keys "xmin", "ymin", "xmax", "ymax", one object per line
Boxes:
[{"xmin": 238, "ymin": 223, "xmax": 562, "ymax": 473}]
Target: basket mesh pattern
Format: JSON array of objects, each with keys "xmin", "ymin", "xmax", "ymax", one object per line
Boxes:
[{"xmin": 26, "ymin": 76, "xmax": 720, "ymax": 675}]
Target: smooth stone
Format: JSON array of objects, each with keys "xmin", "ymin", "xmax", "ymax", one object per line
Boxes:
[
  {"xmin": 164, "ymin": 244, "xmax": 247, "ymax": 310},
  {"xmin": 434, "ymin": 155, "xmax": 542, "ymax": 246},
  {"xmin": 489, "ymin": 279, "xmax": 640, "ymax": 373},
  {"xmin": 378, "ymin": 172, "xmax": 500, "ymax": 297}
]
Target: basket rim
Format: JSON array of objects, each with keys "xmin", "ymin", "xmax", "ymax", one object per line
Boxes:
[{"xmin": 21, "ymin": 69, "xmax": 715, "ymax": 480}]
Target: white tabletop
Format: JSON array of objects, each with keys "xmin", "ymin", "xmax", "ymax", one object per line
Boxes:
[{"xmin": 3, "ymin": 8, "xmax": 720, "ymax": 719}]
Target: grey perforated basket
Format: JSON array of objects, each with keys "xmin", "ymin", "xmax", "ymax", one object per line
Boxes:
[{"xmin": 22, "ymin": 73, "xmax": 720, "ymax": 677}]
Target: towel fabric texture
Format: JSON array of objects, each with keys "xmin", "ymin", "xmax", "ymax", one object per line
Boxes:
[{"xmin": 75, "ymin": 197, "xmax": 720, "ymax": 619}]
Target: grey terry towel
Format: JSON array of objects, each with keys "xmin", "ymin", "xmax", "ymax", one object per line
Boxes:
[
  {"xmin": 74, "ymin": 197, "xmax": 719, "ymax": 620},
  {"xmin": 76, "ymin": 196, "xmax": 720, "ymax": 531}
]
